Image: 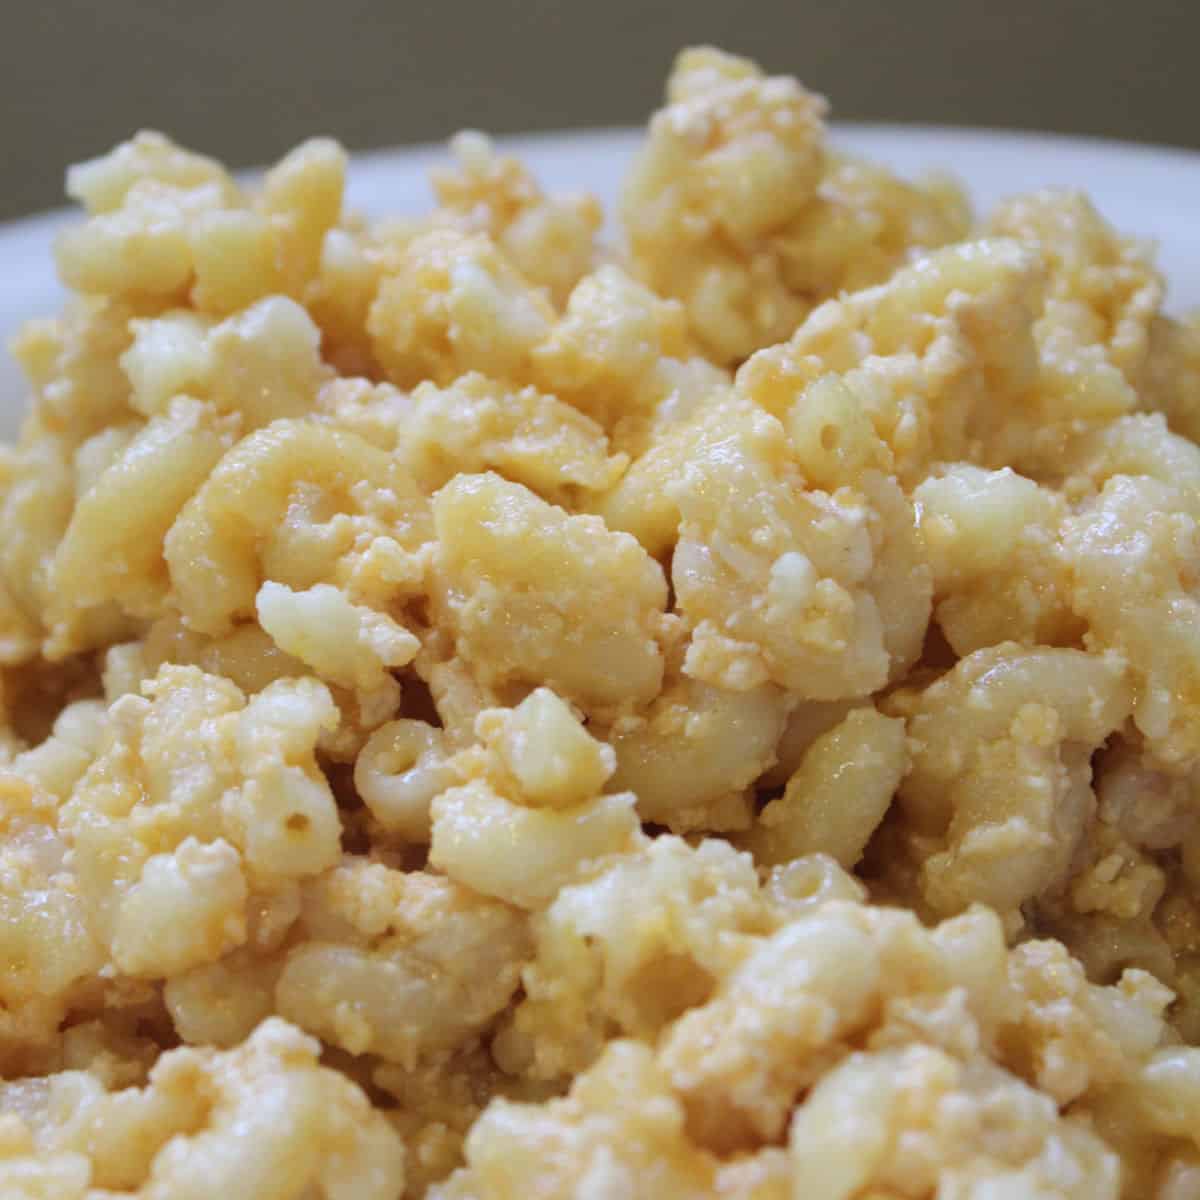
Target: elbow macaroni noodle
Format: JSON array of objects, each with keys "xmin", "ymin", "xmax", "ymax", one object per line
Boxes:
[{"xmin": 2, "ymin": 43, "xmax": 1200, "ymax": 1200}]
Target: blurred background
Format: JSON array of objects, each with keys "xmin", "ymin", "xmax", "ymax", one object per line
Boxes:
[{"xmin": 3, "ymin": 0, "xmax": 1197, "ymax": 221}]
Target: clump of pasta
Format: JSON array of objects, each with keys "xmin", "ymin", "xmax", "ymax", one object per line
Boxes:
[{"xmin": 2, "ymin": 42, "xmax": 1200, "ymax": 1200}]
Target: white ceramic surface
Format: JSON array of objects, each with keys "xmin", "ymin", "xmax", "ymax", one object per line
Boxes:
[{"xmin": 2, "ymin": 125, "xmax": 1198, "ymax": 439}]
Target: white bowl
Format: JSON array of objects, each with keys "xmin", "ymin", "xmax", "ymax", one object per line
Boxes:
[{"xmin": 3, "ymin": 124, "xmax": 1198, "ymax": 440}]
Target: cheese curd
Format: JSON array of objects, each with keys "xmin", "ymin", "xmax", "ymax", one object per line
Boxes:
[{"xmin": 2, "ymin": 42, "xmax": 1200, "ymax": 1200}]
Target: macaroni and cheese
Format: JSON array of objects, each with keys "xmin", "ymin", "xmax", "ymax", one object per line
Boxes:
[{"xmin": 3, "ymin": 45, "xmax": 1200, "ymax": 1200}]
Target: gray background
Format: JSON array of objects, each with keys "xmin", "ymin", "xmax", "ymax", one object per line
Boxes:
[{"xmin": 2, "ymin": 0, "xmax": 1197, "ymax": 222}]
